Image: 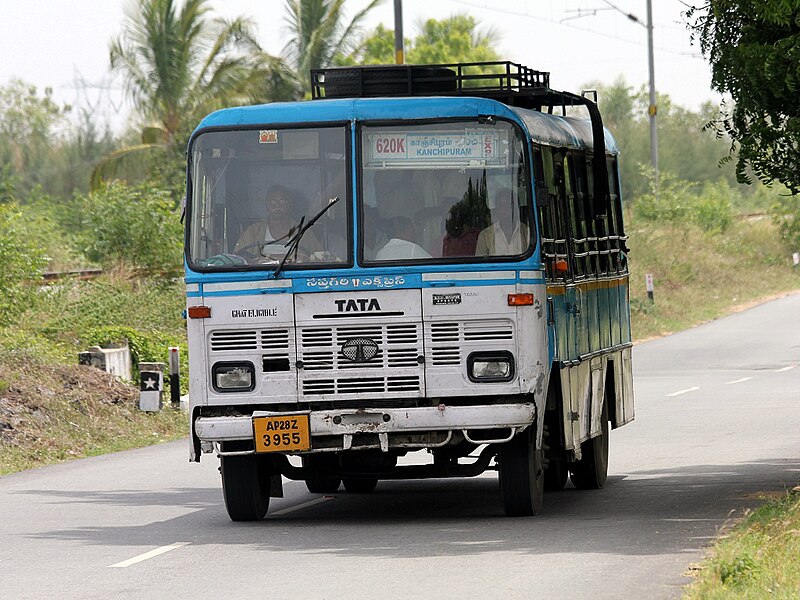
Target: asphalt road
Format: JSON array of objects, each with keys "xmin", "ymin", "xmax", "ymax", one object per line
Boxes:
[{"xmin": 1, "ymin": 293, "xmax": 798, "ymax": 599}]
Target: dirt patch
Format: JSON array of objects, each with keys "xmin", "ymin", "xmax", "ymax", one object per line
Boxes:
[
  {"xmin": 0, "ymin": 354, "xmax": 184, "ymax": 474},
  {"xmin": 0, "ymin": 361, "xmax": 137, "ymax": 445}
]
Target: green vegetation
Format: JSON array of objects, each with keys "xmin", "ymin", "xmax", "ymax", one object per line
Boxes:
[
  {"xmin": 0, "ymin": 271, "xmax": 188, "ymax": 474},
  {"xmin": 78, "ymin": 181, "xmax": 183, "ymax": 274},
  {"xmin": 346, "ymin": 15, "xmax": 499, "ymax": 65},
  {"xmin": 684, "ymin": 492, "xmax": 800, "ymax": 599},
  {"xmin": 688, "ymin": 2, "xmax": 800, "ymax": 194}
]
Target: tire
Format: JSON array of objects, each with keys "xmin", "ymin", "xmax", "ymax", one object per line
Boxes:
[
  {"xmin": 220, "ymin": 454, "xmax": 271, "ymax": 521},
  {"xmin": 498, "ymin": 426, "xmax": 544, "ymax": 517},
  {"xmin": 343, "ymin": 478, "xmax": 378, "ymax": 494},
  {"xmin": 303, "ymin": 454, "xmax": 341, "ymax": 494},
  {"xmin": 569, "ymin": 400, "xmax": 609, "ymax": 490}
]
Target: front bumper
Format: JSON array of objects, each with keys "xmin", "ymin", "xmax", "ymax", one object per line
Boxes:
[{"xmin": 194, "ymin": 403, "xmax": 536, "ymax": 454}]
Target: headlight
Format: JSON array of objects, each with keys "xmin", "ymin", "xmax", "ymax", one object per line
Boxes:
[
  {"xmin": 467, "ymin": 351, "xmax": 515, "ymax": 383},
  {"xmin": 212, "ymin": 362, "xmax": 255, "ymax": 392}
]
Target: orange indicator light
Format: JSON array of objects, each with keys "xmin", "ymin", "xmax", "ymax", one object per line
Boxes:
[
  {"xmin": 508, "ymin": 293, "xmax": 534, "ymax": 306},
  {"xmin": 187, "ymin": 305, "xmax": 211, "ymax": 319}
]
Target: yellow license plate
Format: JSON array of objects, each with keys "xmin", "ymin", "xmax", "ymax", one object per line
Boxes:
[{"xmin": 253, "ymin": 414, "xmax": 311, "ymax": 453}]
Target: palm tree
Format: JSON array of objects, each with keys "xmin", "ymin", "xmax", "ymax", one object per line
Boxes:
[
  {"xmin": 94, "ymin": 0, "xmax": 295, "ymax": 188},
  {"xmin": 283, "ymin": 0, "xmax": 385, "ymax": 94}
]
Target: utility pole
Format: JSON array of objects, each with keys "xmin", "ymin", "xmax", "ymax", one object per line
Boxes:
[
  {"xmin": 394, "ymin": 0, "xmax": 404, "ymax": 64},
  {"xmin": 592, "ymin": 1, "xmax": 658, "ymax": 175},
  {"xmin": 646, "ymin": 0, "xmax": 658, "ymax": 174}
]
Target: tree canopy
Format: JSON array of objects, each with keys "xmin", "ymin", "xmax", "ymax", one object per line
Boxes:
[
  {"xmin": 95, "ymin": 0, "xmax": 294, "ymax": 190},
  {"xmin": 283, "ymin": 0, "xmax": 385, "ymax": 94},
  {"xmin": 687, "ymin": 2, "xmax": 800, "ymax": 193},
  {"xmin": 350, "ymin": 15, "xmax": 500, "ymax": 65}
]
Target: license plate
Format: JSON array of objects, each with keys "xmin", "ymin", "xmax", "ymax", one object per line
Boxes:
[{"xmin": 253, "ymin": 414, "xmax": 311, "ymax": 453}]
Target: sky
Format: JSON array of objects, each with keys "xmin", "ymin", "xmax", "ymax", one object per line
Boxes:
[{"xmin": 0, "ymin": 0, "xmax": 718, "ymax": 130}]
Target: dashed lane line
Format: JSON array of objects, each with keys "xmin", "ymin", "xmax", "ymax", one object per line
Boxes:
[
  {"xmin": 666, "ymin": 386, "xmax": 700, "ymax": 398},
  {"xmin": 726, "ymin": 377, "xmax": 753, "ymax": 385},
  {"xmin": 271, "ymin": 495, "xmax": 334, "ymax": 516},
  {"xmin": 109, "ymin": 542, "xmax": 190, "ymax": 568}
]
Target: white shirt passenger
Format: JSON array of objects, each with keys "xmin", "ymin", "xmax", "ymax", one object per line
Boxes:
[{"xmin": 375, "ymin": 238, "xmax": 432, "ymax": 260}]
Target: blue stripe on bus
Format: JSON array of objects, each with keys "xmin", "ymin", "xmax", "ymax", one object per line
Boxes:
[{"xmin": 186, "ymin": 278, "xmax": 546, "ymax": 298}]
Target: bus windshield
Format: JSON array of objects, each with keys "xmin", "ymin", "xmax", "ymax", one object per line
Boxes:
[
  {"xmin": 360, "ymin": 120, "xmax": 532, "ymax": 263},
  {"xmin": 188, "ymin": 126, "xmax": 349, "ymax": 271}
]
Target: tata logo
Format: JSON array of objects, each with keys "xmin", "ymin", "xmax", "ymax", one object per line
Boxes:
[
  {"xmin": 340, "ymin": 337, "xmax": 380, "ymax": 362},
  {"xmin": 335, "ymin": 298, "xmax": 381, "ymax": 312}
]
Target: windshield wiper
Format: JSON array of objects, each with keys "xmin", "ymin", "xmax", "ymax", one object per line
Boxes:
[{"xmin": 273, "ymin": 196, "xmax": 340, "ymax": 279}]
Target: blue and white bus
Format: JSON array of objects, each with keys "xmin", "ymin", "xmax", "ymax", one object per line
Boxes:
[{"xmin": 184, "ymin": 62, "xmax": 634, "ymax": 521}]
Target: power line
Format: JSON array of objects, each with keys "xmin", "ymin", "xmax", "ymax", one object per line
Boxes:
[{"xmin": 445, "ymin": 0, "xmax": 702, "ymax": 58}]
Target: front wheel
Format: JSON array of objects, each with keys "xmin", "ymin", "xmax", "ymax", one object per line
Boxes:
[
  {"xmin": 569, "ymin": 400, "xmax": 609, "ymax": 489},
  {"xmin": 498, "ymin": 426, "xmax": 544, "ymax": 517},
  {"xmin": 220, "ymin": 454, "xmax": 271, "ymax": 521}
]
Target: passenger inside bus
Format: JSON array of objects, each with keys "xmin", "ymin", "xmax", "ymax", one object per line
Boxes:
[
  {"xmin": 475, "ymin": 187, "xmax": 530, "ymax": 256},
  {"xmin": 375, "ymin": 217, "xmax": 432, "ymax": 260},
  {"xmin": 234, "ymin": 184, "xmax": 321, "ymax": 261}
]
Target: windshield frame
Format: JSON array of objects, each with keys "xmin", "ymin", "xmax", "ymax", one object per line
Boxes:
[
  {"xmin": 185, "ymin": 121, "xmax": 353, "ymax": 274},
  {"xmin": 356, "ymin": 117, "xmax": 536, "ymax": 268}
]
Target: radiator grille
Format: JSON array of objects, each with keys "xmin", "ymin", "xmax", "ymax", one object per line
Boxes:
[
  {"xmin": 299, "ymin": 322, "xmax": 422, "ymax": 396},
  {"xmin": 428, "ymin": 319, "xmax": 515, "ymax": 366},
  {"xmin": 301, "ymin": 375, "xmax": 421, "ymax": 396},
  {"xmin": 298, "ymin": 323, "xmax": 421, "ymax": 371},
  {"xmin": 210, "ymin": 329, "xmax": 291, "ymax": 361}
]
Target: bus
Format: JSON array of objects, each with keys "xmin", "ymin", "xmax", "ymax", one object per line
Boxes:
[{"xmin": 184, "ymin": 62, "xmax": 634, "ymax": 521}]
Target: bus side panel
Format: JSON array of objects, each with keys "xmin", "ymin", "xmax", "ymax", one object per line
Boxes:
[
  {"xmin": 620, "ymin": 346, "xmax": 635, "ymax": 425},
  {"xmin": 187, "ymin": 294, "xmax": 209, "ymax": 462}
]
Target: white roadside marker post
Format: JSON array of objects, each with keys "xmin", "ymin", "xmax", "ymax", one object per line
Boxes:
[{"xmin": 138, "ymin": 362, "xmax": 165, "ymax": 412}]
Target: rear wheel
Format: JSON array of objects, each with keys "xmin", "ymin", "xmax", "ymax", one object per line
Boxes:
[
  {"xmin": 343, "ymin": 478, "xmax": 378, "ymax": 493},
  {"xmin": 498, "ymin": 426, "xmax": 544, "ymax": 516},
  {"xmin": 220, "ymin": 454, "xmax": 271, "ymax": 521},
  {"xmin": 569, "ymin": 400, "xmax": 609, "ymax": 489},
  {"xmin": 302, "ymin": 454, "xmax": 341, "ymax": 494}
]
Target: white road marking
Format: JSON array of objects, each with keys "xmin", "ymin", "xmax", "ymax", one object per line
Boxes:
[
  {"xmin": 775, "ymin": 366, "xmax": 795, "ymax": 373},
  {"xmin": 726, "ymin": 377, "xmax": 752, "ymax": 385},
  {"xmin": 109, "ymin": 542, "xmax": 190, "ymax": 568},
  {"xmin": 271, "ymin": 496, "xmax": 333, "ymax": 516},
  {"xmin": 666, "ymin": 386, "xmax": 700, "ymax": 397}
]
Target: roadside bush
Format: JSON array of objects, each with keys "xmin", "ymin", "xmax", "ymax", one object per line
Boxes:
[
  {"xmin": 634, "ymin": 168, "xmax": 732, "ymax": 233},
  {"xmin": 633, "ymin": 168, "xmax": 694, "ymax": 224},
  {"xmin": 78, "ymin": 181, "xmax": 183, "ymax": 275},
  {"xmin": 0, "ymin": 203, "xmax": 48, "ymax": 325},
  {"xmin": 694, "ymin": 181, "xmax": 733, "ymax": 233},
  {"xmin": 770, "ymin": 192, "xmax": 800, "ymax": 252}
]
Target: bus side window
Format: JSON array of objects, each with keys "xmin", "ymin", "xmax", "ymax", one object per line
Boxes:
[
  {"xmin": 547, "ymin": 149, "xmax": 570, "ymax": 280},
  {"xmin": 607, "ymin": 156, "xmax": 626, "ymax": 274},
  {"xmin": 565, "ymin": 154, "xmax": 589, "ymax": 279},
  {"xmin": 532, "ymin": 147, "xmax": 553, "ymax": 276},
  {"xmin": 584, "ymin": 153, "xmax": 611, "ymax": 276}
]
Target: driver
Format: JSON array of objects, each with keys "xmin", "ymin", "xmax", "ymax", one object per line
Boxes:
[{"xmin": 234, "ymin": 184, "xmax": 320, "ymax": 261}]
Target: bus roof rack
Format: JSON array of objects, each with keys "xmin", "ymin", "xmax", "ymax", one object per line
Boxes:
[{"xmin": 310, "ymin": 61, "xmax": 590, "ymax": 111}]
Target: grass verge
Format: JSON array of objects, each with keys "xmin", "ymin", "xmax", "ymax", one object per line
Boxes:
[
  {"xmin": 683, "ymin": 492, "xmax": 800, "ymax": 599},
  {"xmin": 627, "ymin": 216, "xmax": 800, "ymax": 340}
]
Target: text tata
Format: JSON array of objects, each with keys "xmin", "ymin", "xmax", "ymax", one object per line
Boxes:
[{"xmin": 335, "ymin": 298, "xmax": 381, "ymax": 312}]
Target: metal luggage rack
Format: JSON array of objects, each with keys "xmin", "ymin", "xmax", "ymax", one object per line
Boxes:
[{"xmin": 311, "ymin": 61, "xmax": 563, "ymax": 107}]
